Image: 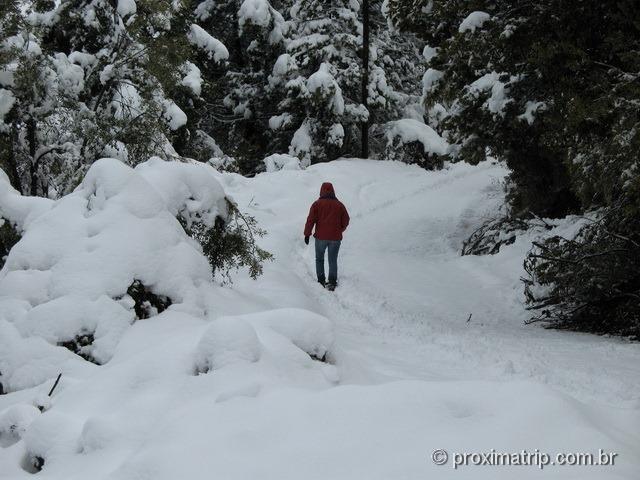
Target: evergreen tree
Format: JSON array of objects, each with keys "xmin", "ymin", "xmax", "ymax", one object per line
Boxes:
[
  {"xmin": 282, "ymin": 0, "xmax": 368, "ymax": 163},
  {"xmin": 389, "ymin": 0, "xmax": 640, "ymax": 336},
  {"xmin": 0, "ymin": 0, "xmax": 195, "ymax": 196}
]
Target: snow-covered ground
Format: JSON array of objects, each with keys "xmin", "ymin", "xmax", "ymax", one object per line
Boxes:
[{"xmin": 1, "ymin": 159, "xmax": 639, "ymax": 479}]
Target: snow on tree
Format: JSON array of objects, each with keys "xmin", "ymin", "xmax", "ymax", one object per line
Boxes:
[
  {"xmin": 189, "ymin": 0, "xmax": 287, "ymax": 172},
  {"xmin": 384, "ymin": 118, "xmax": 448, "ymax": 168},
  {"xmin": 0, "ymin": 0, "xmax": 199, "ymax": 197},
  {"xmin": 282, "ymin": 0, "xmax": 368, "ymax": 163}
]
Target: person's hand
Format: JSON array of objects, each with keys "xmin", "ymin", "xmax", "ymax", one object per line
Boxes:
[{"xmin": 304, "ymin": 236, "xmax": 310, "ymax": 245}]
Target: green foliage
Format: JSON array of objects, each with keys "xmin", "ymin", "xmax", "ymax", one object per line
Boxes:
[
  {"xmin": 58, "ymin": 332, "xmax": 97, "ymax": 363},
  {"xmin": 0, "ymin": 219, "xmax": 21, "ymax": 269},
  {"xmin": 126, "ymin": 279, "xmax": 173, "ymax": 320},
  {"xmin": 181, "ymin": 200, "xmax": 273, "ymax": 283},
  {"xmin": 524, "ymin": 207, "xmax": 640, "ymax": 339},
  {"xmin": 390, "ymin": 0, "xmax": 640, "ymax": 336},
  {"xmin": 383, "ymin": 138, "xmax": 444, "ymax": 170}
]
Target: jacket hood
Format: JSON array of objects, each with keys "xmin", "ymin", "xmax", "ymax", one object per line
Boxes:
[{"xmin": 320, "ymin": 182, "xmax": 335, "ymax": 197}]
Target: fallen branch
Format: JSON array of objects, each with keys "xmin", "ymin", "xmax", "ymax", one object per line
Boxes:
[{"xmin": 48, "ymin": 373, "xmax": 62, "ymax": 397}]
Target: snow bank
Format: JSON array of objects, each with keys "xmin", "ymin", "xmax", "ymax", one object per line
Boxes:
[
  {"xmin": 245, "ymin": 308, "xmax": 333, "ymax": 360},
  {"xmin": 0, "ymin": 403, "xmax": 40, "ymax": 447},
  {"xmin": 188, "ymin": 24, "xmax": 229, "ymax": 62},
  {"xmin": 0, "ymin": 170, "xmax": 52, "ymax": 230},
  {"xmin": 0, "ymin": 158, "xmax": 228, "ymax": 389},
  {"xmin": 385, "ymin": 118, "xmax": 449, "ymax": 155},
  {"xmin": 459, "ymin": 11, "xmax": 491, "ymax": 33},
  {"xmin": 135, "ymin": 157, "xmax": 228, "ymax": 228}
]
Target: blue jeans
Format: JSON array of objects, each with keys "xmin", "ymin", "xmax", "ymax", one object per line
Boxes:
[{"xmin": 315, "ymin": 238, "xmax": 341, "ymax": 284}]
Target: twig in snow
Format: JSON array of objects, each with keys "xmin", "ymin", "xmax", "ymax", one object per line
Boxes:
[{"xmin": 48, "ymin": 373, "xmax": 62, "ymax": 397}]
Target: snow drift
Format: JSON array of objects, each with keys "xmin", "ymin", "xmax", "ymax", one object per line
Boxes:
[{"xmin": 0, "ymin": 157, "xmax": 333, "ymax": 394}]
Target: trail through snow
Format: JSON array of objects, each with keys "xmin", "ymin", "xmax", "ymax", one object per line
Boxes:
[{"xmin": 225, "ymin": 159, "xmax": 640, "ymax": 407}]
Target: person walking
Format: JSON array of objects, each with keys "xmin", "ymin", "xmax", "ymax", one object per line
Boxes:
[{"xmin": 304, "ymin": 182, "xmax": 350, "ymax": 291}]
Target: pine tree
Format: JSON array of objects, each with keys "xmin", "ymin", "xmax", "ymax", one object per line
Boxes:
[
  {"xmin": 282, "ymin": 0, "xmax": 368, "ymax": 163},
  {"xmin": 390, "ymin": 0, "xmax": 640, "ymax": 336},
  {"xmin": 0, "ymin": 0, "xmax": 193, "ymax": 197}
]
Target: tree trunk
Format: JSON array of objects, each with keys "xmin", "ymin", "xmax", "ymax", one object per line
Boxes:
[
  {"xmin": 360, "ymin": 0, "xmax": 370, "ymax": 159},
  {"xmin": 27, "ymin": 118, "xmax": 39, "ymax": 196},
  {"xmin": 1, "ymin": 130, "xmax": 22, "ymax": 194}
]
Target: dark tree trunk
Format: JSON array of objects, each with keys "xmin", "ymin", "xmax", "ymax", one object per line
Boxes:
[
  {"xmin": 360, "ymin": 0, "xmax": 370, "ymax": 159},
  {"xmin": 27, "ymin": 118, "xmax": 39, "ymax": 196},
  {"xmin": 1, "ymin": 130, "xmax": 22, "ymax": 194}
]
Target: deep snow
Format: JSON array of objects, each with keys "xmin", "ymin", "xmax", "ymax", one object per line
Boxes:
[{"xmin": 1, "ymin": 158, "xmax": 639, "ymax": 479}]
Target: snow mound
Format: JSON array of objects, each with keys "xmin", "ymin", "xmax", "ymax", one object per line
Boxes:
[
  {"xmin": 0, "ymin": 158, "xmax": 228, "ymax": 390},
  {"xmin": 195, "ymin": 308, "xmax": 334, "ymax": 373},
  {"xmin": 0, "ymin": 403, "xmax": 40, "ymax": 447},
  {"xmin": 246, "ymin": 308, "xmax": 333, "ymax": 360},
  {"xmin": 385, "ymin": 118, "xmax": 449, "ymax": 155},
  {"xmin": 263, "ymin": 153, "xmax": 302, "ymax": 172},
  {"xmin": 195, "ymin": 316, "xmax": 262, "ymax": 372},
  {"xmin": 0, "ymin": 169, "xmax": 52, "ymax": 230}
]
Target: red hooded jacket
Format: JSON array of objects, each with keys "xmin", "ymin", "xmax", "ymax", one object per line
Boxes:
[{"xmin": 304, "ymin": 183, "xmax": 350, "ymax": 241}]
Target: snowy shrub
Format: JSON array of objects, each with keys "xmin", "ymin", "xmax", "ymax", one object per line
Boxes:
[
  {"xmin": 57, "ymin": 332, "xmax": 96, "ymax": 363},
  {"xmin": 462, "ymin": 214, "xmax": 553, "ymax": 256},
  {"xmin": 180, "ymin": 200, "xmax": 273, "ymax": 284},
  {"xmin": 524, "ymin": 208, "xmax": 640, "ymax": 339},
  {"xmin": 209, "ymin": 156, "xmax": 240, "ymax": 173},
  {"xmin": 0, "ymin": 157, "xmax": 273, "ymax": 390},
  {"xmin": 123, "ymin": 280, "xmax": 172, "ymax": 320},
  {"xmin": 383, "ymin": 119, "xmax": 448, "ymax": 169},
  {"xmin": 135, "ymin": 157, "xmax": 272, "ymax": 283}
]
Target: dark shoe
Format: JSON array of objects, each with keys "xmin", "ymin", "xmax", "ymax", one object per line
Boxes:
[
  {"xmin": 326, "ymin": 283, "xmax": 336, "ymax": 291},
  {"xmin": 318, "ymin": 278, "xmax": 326, "ymax": 287}
]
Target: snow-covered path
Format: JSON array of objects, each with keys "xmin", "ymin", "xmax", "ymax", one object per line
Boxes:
[
  {"xmin": 226, "ymin": 159, "xmax": 640, "ymax": 407},
  {"xmin": 222, "ymin": 159, "xmax": 640, "ymax": 478},
  {"xmin": 1, "ymin": 159, "xmax": 639, "ymax": 480}
]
